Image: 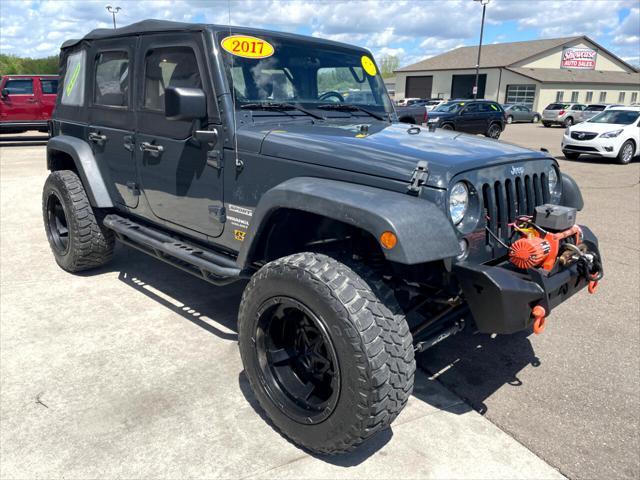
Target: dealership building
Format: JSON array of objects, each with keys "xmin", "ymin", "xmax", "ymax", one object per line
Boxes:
[{"xmin": 394, "ymin": 36, "xmax": 640, "ymax": 111}]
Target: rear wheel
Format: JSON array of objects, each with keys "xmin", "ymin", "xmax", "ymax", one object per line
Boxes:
[
  {"xmin": 238, "ymin": 252, "xmax": 415, "ymax": 454},
  {"xmin": 42, "ymin": 170, "xmax": 114, "ymax": 272},
  {"xmin": 617, "ymin": 140, "xmax": 635, "ymax": 165},
  {"xmin": 563, "ymin": 151, "xmax": 580, "ymax": 160},
  {"xmin": 542, "ymin": 122, "xmax": 551, "ymax": 128},
  {"xmin": 486, "ymin": 122, "xmax": 502, "ymax": 139}
]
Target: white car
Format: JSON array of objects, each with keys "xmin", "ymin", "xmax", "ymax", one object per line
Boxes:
[
  {"xmin": 562, "ymin": 106, "xmax": 640, "ymax": 164},
  {"xmin": 396, "ymin": 97, "xmax": 420, "ymax": 106}
]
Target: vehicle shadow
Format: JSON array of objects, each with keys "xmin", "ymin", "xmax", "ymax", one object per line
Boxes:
[
  {"xmin": 0, "ymin": 134, "xmax": 49, "ymax": 147},
  {"xmin": 561, "ymin": 154, "xmax": 638, "ymax": 165},
  {"xmin": 87, "ymin": 245, "xmax": 535, "ymax": 463},
  {"xmin": 416, "ymin": 328, "xmax": 540, "ymax": 414}
]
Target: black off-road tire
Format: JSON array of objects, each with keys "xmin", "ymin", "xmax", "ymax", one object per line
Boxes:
[
  {"xmin": 42, "ymin": 170, "xmax": 114, "ymax": 272},
  {"xmin": 238, "ymin": 252, "xmax": 415, "ymax": 454}
]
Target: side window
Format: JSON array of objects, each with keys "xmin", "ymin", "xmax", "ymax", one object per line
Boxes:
[
  {"xmin": 4, "ymin": 79, "xmax": 33, "ymax": 94},
  {"xmin": 479, "ymin": 103, "xmax": 498, "ymax": 112},
  {"xmin": 61, "ymin": 50, "xmax": 86, "ymax": 106},
  {"xmin": 464, "ymin": 103, "xmax": 480, "ymax": 113},
  {"xmin": 143, "ymin": 46, "xmax": 201, "ymax": 112},
  {"xmin": 94, "ymin": 51, "xmax": 129, "ymax": 107},
  {"xmin": 41, "ymin": 79, "xmax": 58, "ymax": 94}
]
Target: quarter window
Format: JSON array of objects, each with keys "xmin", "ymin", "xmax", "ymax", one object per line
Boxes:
[
  {"xmin": 94, "ymin": 51, "xmax": 129, "ymax": 107},
  {"xmin": 61, "ymin": 50, "xmax": 86, "ymax": 106},
  {"xmin": 4, "ymin": 79, "xmax": 34, "ymax": 94},
  {"xmin": 571, "ymin": 91, "xmax": 579, "ymax": 102},
  {"xmin": 555, "ymin": 91, "xmax": 564, "ymax": 102},
  {"xmin": 41, "ymin": 79, "xmax": 58, "ymax": 94},
  {"xmin": 618, "ymin": 92, "xmax": 625, "ymax": 103},
  {"xmin": 143, "ymin": 46, "xmax": 201, "ymax": 112},
  {"xmin": 586, "ymin": 91, "xmax": 593, "ymax": 102},
  {"xmin": 599, "ymin": 91, "xmax": 607, "ymax": 102}
]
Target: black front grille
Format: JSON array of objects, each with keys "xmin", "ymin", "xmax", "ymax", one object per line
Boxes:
[
  {"xmin": 565, "ymin": 145, "xmax": 599, "ymax": 152},
  {"xmin": 482, "ymin": 173, "xmax": 549, "ymax": 244},
  {"xmin": 571, "ymin": 131, "xmax": 598, "ymax": 140}
]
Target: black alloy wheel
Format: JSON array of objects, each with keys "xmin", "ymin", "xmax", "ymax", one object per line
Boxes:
[
  {"xmin": 488, "ymin": 123, "xmax": 502, "ymax": 139},
  {"xmin": 255, "ymin": 296, "xmax": 340, "ymax": 424},
  {"xmin": 45, "ymin": 192, "xmax": 70, "ymax": 254}
]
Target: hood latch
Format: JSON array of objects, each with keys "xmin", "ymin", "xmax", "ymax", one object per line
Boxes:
[{"xmin": 407, "ymin": 160, "xmax": 429, "ymax": 195}]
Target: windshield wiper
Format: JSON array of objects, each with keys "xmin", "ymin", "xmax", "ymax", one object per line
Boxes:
[
  {"xmin": 317, "ymin": 103, "xmax": 386, "ymax": 121},
  {"xmin": 240, "ymin": 102, "xmax": 324, "ymax": 120}
]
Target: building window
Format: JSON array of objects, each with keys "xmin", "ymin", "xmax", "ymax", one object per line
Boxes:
[
  {"xmin": 505, "ymin": 84, "xmax": 536, "ymax": 107},
  {"xmin": 556, "ymin": 91, "xmax": 564, "ymax": 102},
  {"xmin": 571, "ymin": 91, "xmax": 579, "ymax": 102},
  {"xmin": 618, "ymin": 92, "xmax": 625, "ymax": 103},
  {"xmin": 632, "ymin": 92, "xmax": 638, "ymax": 104},
  {"xmin": 586, "ymin": 91, "xmax": 593, "ymax": 103},
  {"xmin": 599, "ymin": 91, "xmax": 607, "ymax": 102}
]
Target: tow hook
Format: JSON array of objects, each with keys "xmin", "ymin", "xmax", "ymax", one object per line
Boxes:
[
  {"xmin": 532, "ymin": 305, "xmax": 546, "ymax": 335},
  {"xmin": 588, "ymin": 274, "xmax": 599, "ymax": 294}
]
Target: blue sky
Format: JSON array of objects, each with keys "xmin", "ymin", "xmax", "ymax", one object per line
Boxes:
[{"xmin": 1, "ymin": 0, "xmax": 639, "ymax": 67}]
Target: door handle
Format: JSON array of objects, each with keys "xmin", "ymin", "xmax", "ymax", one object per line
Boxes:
[
  {"xmin": 88, "ymin": 132, "xmax": 107, "ymax": 144},
  {"xmin": 139, "ymin": 141, "xmax": 164, "ymax": 157},
  {"xmin": 26, "ymin": 98, "xmax": 38, "ymax": 104}
]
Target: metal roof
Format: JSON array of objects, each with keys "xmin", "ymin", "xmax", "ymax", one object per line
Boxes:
[{"xmin": 396, "ymin": 35, "xmax": 639, "ymax": 75}]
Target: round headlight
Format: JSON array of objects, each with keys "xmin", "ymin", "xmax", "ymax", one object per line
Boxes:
[
  {"xmin": 548, "ymin": 168, "xmax": 559, "ymax": 194},
  {"xmin": 449, "ymin": 182, "xmax": 469, "ymax": 225}
]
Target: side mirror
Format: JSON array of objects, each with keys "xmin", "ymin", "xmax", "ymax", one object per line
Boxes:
[
  {"xmin": 164, "ymin": 86, "xmax": 206, "ymax": 121},
  {"xmin": 1, "ymin": 88, "xmax": 9, "ymax": 98}
]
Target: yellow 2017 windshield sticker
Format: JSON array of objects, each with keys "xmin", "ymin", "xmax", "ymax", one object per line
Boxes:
[
  {"xmin": 361, "ymin": 55, "xmax": 377, "ymax": 76},
  {"xmin": 221, "ymin": 35, "xmax": 274, "ymax": 59}
]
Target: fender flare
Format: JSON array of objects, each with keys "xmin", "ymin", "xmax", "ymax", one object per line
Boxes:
[
  {"xmin": 47, "ymin": 136, "xmax": 114, "ymax": 208},
  {"xmin": 237, "ymin": 177, "xmax": 461, "ymax": 268},
  {"xmin": 560, "ymin": 172, "xmax": 584, "ymax": 211}
]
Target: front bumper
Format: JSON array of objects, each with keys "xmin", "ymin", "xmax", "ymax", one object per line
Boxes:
[
  {"xmin": 562, "ymin": 134, "xmax": 620, "ymax": 158},
  {"xmin": 453, "ymin": 225, "xmax": 601, "ymax": 334}
]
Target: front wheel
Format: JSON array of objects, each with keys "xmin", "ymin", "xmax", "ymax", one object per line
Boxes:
[
  {"xmin": 441, "ymin": 123, "xmax": 454, "ymax": 130},
  {"xmin": 486, "ymin": 123, "xmax": 502, "ymax": 139},
  {"xmin": 532, "ymin": 114, "xmax": 540, "ymax": 123},
  {"xmin": 617, "ymin": 140, "xmax": 635, "ymax": 165},
  {"xmin": 238, "ymin": 253, "xmax": 415, "ymax": 454},
  {"xmin": 564, "ymin": 117, "xmax": 574, "ymax": 127},
  {"xmin": 42, "ymin": 170, "xmax": 114, "ymax": 272},
  {"xmin": 506, "ymin": 115, "xmax": 513, "ymax": 124}
]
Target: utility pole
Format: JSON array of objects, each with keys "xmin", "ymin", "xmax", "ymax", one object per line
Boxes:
[
  {"xmin": 106, "ymin": 5, "xmax": 121, "ymax": 29},
  {"xmin": 473, "ymin": 0, "xmax": 489, "ymax": 99}
]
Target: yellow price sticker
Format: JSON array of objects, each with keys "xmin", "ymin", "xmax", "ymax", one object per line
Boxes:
[
  {"xmin": 361, "ymin": 55, "xmax": 377, "ymax": 76},
  {"xmin": 221, "ymin": 35, "xmax": 274, "ymax": 59}
]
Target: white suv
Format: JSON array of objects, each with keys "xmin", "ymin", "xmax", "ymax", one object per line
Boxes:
[{"xmin": 562, "ymin": 106, "xmax": 640, "ymax": 164}]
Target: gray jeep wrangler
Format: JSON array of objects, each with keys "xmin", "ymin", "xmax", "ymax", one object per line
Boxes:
[{"xmin": 43, "ymin": 20, "xmax": 603, "ymax": 454}]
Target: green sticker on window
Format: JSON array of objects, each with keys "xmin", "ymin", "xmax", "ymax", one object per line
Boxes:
[
  {"xmin": 490, "ymin": 104, "xmax": 498, "ymax": 110},
  {"xmin": 65, "ymin": 62, "xmax": 81, "ymax": 96}
]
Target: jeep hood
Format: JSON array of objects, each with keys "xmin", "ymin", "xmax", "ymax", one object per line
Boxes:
[{"xmin": 238, "ymin": 121, "xmax": 549, "ymax": 188}]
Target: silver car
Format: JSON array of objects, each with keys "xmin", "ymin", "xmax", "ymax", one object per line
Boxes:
[
  {"xmin": 542, "ymin": 103, "xmax": 586, "ymax": 127},
  {"xmin": 502, "ymin": 104, "xmax": 541, "ymax": 123},
  {"xmin": 578, "ymin": 104, "xmax": 622, "ymax": 122}
]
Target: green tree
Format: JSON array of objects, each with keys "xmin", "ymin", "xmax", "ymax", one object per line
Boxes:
[
  {"xmin": 378, "ymin": 55, "xmax": 399, "ymax": 78},
  {"xmin": 0, "ymin": 54, "xmax": 59, "ymax": 75}
]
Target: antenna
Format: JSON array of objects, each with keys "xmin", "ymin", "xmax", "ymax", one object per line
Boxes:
[{"xmin": 228, "ymin": 0, "xmax": 243, "ymax": 171}]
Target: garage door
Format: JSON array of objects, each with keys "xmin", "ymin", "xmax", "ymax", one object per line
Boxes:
[
  {"xmin": 405, "ymin": 76, "xmax": 433, "ymax": 98},
  {"xmin": 451, "ymin": 74, "xmax": 486, "ymax": 99},
  {"xmin": 505, "ymin": 84, "xmax": 536, "ymax": 107}
]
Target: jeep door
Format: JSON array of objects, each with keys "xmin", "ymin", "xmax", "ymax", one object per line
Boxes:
[
  {"xmin": 87, "ymin": 39, "xmax": 138, "ymax": 208},
  {"xmin": 0, "ymin": 77, "xmax": 41, "ymax": 121},
  {"xmin": 135, "ymin": 35, "xmax": 224, "ymax": 238}
]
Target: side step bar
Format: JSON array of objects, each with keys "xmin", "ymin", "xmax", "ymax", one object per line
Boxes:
[{"xmin": 103, "ymin": 214, "xmax": 242, "ymax": 286}]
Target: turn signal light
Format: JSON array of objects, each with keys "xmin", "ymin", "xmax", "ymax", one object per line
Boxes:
[{"xmin": 380, "ymin": 231, "xmax": 398, "ymax": 250}]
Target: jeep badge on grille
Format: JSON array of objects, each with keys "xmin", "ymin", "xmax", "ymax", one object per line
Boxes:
[{"xmin": 510, "ymin": 166, "xmax": 525, "ymax": 176}]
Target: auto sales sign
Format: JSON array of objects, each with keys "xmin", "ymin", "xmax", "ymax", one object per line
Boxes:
[{"xmin": 561, "ymin": 47, "xmax": 597, "ymax": 69}]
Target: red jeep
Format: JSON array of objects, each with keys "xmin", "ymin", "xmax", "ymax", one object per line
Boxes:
[{"xmin": 0, "ymin": 75, "xmax": 59, "ymax": 134}]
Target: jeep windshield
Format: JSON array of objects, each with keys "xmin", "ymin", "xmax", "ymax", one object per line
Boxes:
[{"xmin": 217, "ymin": 33, "xmax": 392, "ymax": 118}]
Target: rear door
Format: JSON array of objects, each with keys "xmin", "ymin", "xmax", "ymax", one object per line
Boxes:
[
  {"xmin": 87, "ymin": 38, "xmax": 138, "ymax": 208},
  {"xmin": 0, "ymin": 77, "xmax": 40, "ymax": 121},
  {"xmin": 135, "ymin": 34, "xmax": 224, "ymax": 238},
  {"xmin": 458, "ymin": 102, "xmax": 482, "ymax": 132},
  {"xmin": 38, "ymin": 77, "xmax": 59, "ymax": 120}
]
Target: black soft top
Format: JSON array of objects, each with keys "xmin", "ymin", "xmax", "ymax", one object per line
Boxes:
[{"xmin": 60, "ymin": 19, "xmax": 368, "ymax": 53}]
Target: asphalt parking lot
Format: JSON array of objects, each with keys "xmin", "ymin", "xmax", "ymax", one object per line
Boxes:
[{"xmin": 1, "ymin": 123, "xmax": 638, "ymax": 479}]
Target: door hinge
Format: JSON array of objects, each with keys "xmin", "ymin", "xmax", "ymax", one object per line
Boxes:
[
  {"xmin": 407, "ymin": 160, "xmax": 429, "ymax": 195},
  {"xmin": 126, "ymin": 181, "xmax": 140, "ymax": 196},
  {"xmin": 208, "ymin": 205, "xmax": 226, "ymax": 223},
  {"xmin": 206, "ymin": 149, "xmax": 223, "ymax": 170}
]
